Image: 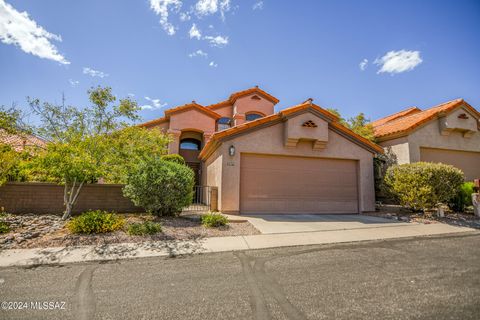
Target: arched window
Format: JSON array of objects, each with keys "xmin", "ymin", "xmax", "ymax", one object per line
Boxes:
[
  {"xmin": 180, "ymin": 138, "xmax": 201, "ymax": 150},
  {"xmin": 217, "ymin": 117, "xmax": 231, "ymax": 131},
  {"xmin": 245, "ymin": 113, "xmax": 263, "ymax": 122}
]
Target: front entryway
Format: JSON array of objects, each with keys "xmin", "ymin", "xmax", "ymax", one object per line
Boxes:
[{"xmin": 240, "ymin": 154, "xmax": 359, "ymax": 214}]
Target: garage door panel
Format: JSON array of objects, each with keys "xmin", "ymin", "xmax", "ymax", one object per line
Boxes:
[
  {"xmin": 240, "ymin": 154, "xmax": 358, "ymax": 214},
  {"xmin": 420, "ymin": 148, "xmax": 480, "ymax": 181}
]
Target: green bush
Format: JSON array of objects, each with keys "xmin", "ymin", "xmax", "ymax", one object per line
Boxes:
[
  {"xmin": 384, "ymin": 162, "xmax": 464, "ymax": 211},
  {"xmin": 67, "ymin": 210, "xmax": 125, "ymax": 234},
  {"xmin": 451, "ymin": 182, "xmax": 475, "ymax": 212},
  {"xmin": 0, "ymin": 221, "xmax": 9, "ymax": 234},
  {"xmin": 127, "ymin": 221, "xmax": 162, "ymax": 236},
  {"xmin": 123, "ymin": 157, "xmax": 195, "ymax": 216},
  {"xmin": 201, "ymin": 213, "xmax": 228, "ymax": 228},
  {"xmin": 161, "ymin": 154, "xmax": 186, "ymax": 166}
]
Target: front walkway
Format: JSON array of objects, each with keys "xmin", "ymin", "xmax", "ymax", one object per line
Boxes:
[
  {"xmin": 237, "ymin": 214, "xmax": 408, "ymax": 234},
  {"xmin": 0, "ymin": 222, "xmax": 476, "ymax": 267}
]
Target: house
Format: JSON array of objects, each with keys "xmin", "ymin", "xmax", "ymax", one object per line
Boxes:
[
  {"xmin": 0, "ymin": 129, "xmax": 46, "ymax": 152},
  {"xmin": 371, "ymin": 99, "xmax": 480, "ymax": 181},
  {"xmin": 140, "ymin": 87, "xmax": 382, "ymax": 215}
]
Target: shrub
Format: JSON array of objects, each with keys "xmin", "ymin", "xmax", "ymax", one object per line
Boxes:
[
  {"xmin": 161, "ymin": 154, "xmax": 186, "ymax": 166},
  {"xmin": 201, "ymin": 212, "xmax": 228, "ymax": 228},
  {"xmin": 123, "ymin": 157, "xmax": 195, "ymax": 216},
  {"xmin": 451, "ymin": 182, "xmax": 475, "ymax": 212},
  {"xmin": 127, "ymin": 221, "xmax": 162, "ymax": 236},
  {"xmin": 67, "ymin": 210, "xmax": 125, "ymax": 234},
  {"xmin": 0, "ymin": 221, "xmax": 9, "ymax": 234},
  {"xmin": 384, "ymin": 162, "xmax": 464, "ymax": 211}
]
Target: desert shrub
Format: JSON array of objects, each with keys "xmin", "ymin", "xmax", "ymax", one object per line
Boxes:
[
  {"xmin": 161, "ymin": 154, "xmax": 186, "ymax": 166},
  {"xmin": 67, "ymin": 210, "xmax": 125, "ymax": 234},
  {"xmin": 201, "ymin": 212, "xmax": 228, "ymax": 228},
  {"xmin": 0, "ymin": 221, "xmax": 9, "ymax": 234},
  {"xmin": 450, "ymin": 182, "xmax": 475, "ymax": 212},
  {"xmin": 127, "ymin": 221, "xmax": 162, "ymax": 236},
  {"xmin": 384, "ymin": 162, "xmax": 464, "ymax": 211},
  {"xmin": 123, "ymin": 157, "xmax": 195, "ymax": 216}
]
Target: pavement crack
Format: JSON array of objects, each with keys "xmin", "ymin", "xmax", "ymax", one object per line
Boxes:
[{"xmin": 74, "ymin": 265, "xmax": 97, "ymax": 320}]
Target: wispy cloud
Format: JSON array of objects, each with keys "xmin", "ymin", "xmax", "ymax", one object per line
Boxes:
[
  {"xmin": 359, "ymin": 58, "xmax": 368, "ymax": 71},
  {"xmin": 0, "ymin": 0, "xmax": 69, "ymax": 64},
  {"xmin": 189, "ymin": 23, "xmax": 201, "ymax": 39},
  {"xmin": 128, "ymin": 93, "xmax": 135, "ymax": 97},
  {"xmin": 189, "ymin": 49, "xmax": 208, "ymax": 58},
  {"xmin": 209, "ymin": 61, "xmax": 218, "ymax": 67},
  {"xmin": 204, "ymin": 35, "xmax": 228, "ymax": 47},
  {"xmin": 149, "ymin": 0, "xmax": 182, "ymax": 36},
  {"xmin": 179, "ymin": 12, "xmax": 191, "ymax": 21},
  {"xmin": 374, "ymin": 50, "xmax": 422, "ymax": 74},
  {"xmin": 69, "ymin": 79, "xmax": 79, "ymax": 87},
  {"xmin": 252, "ymin": 1, "xmax": 264, "ymax": 10},
  {"xmin": 83, "ymin": 67, "xmax": 108, "ymax": 78},
  {"xmin": 141, "ymin": 96, "xmax": 167, "ymax": 110}
]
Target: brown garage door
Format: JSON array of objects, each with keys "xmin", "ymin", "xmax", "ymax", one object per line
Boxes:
[
  {"xmin": 240, "ymin": 154, "xmax": 359, "ymax": 214},
  {"xmin": 420, "ymin": 147, "xmax": 480, "ymax": 181}
]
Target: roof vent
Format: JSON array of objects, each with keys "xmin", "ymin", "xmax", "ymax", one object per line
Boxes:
[
  {"xmin": 251, "ymin": 95, "xmax": 261, "ymax": 100},
  {"xmin": 458, "ymin": 113, "xmax": 469, "ymax": 120},
  {"xmin": 302, "ymin": 120, "xmax": 318, "ymax": 128}
]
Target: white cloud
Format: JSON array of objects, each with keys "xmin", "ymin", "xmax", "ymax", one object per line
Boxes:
[
  {"xmin": 204, "ymin": 35, "xmax": 228, "ymax": 47},
  {"xmin": 149, "ymin": 0, "xmax": 182, "ymax": 36},
  {"xmin": 189, "ymin": 23, "xmax": 201, "ymax": 39},
  {"xmin": 128, "ymin": 93, "xmax": 135, "ymax": 97},
  {"xmin": 83, "ymin": 67, "xmax": 108, "ymax": 78},
  {"xmin": 209, "ymin": 61, "xmax": 218, "ymax": 67},
  {"xmin": 68, "ymin": 79, "xmax": 79, "ymax": 87},
  {"xmin": 195, "ymin": 0, "xmax": 230, "ymax": 20},
  {"xmin": 0, "ymin": 0, "xmax": 69, "ymax": 64},
  {"xmin": 374, "ymin": 50, "xmax": 422, "ymax": 74},
  {"xmin": 252, "ymin": 1, "xmax": 263, "ymax": 10},
  {"xmin": 179, "ymin": 12, "xmax": 190, "ymax": 21},
  {"xmin": 188, "ymin": 49, "xmax": 208, "ymax": 58},
  {"xmin": 142, "ymin": 96, "xmax": 167, "ymax": 110},
  {"xmin": 359, "ymin": 58, "xmax": 368, "ymax": 71}
]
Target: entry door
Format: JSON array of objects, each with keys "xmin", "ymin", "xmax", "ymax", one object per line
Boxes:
[{"xmin": 240, "ymin": 154, "xmax": 359, "ymax": 214}]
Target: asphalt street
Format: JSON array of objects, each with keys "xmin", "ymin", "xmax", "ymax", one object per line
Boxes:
[{"xmin": 1, "ymin": 233, "xmax": 479, "ymax": 320}]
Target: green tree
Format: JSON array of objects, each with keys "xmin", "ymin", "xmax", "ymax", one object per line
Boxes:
[
  {"xmin": 28, "ymin": 86, "xmax": 162, "ymax": 220},
  {"xmin": 0, "ymin": 106, "xmax": 25, "ymax": 185},
  {"xmin": 326, "ymin": 108, "xmax": 376, "ymax": 142}
]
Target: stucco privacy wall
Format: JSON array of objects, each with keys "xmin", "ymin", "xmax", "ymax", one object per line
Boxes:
[
  {"xmin": 406, "ymin": 107, "xmax": 480, "ymax": 163},
  {"xmin": 0, "ymin": 183, "xmax": 143, "ymax": 214},
  {"xmin": 379, "ymin": 136, "xmax": 410, "ymax": 164},
  {"xmin": 205, "ymin": 112, "xmax": 376, "ymax": 214}
]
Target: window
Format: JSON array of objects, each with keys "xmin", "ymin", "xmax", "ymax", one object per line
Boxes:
[
  {"xmin": 217, "ymin": 117, "xmax": 231, "ymax": 131},
  {"xmin": 180, "ymin": 138, "xmax": 201, "ymax": 150},
  {"xmin": 245, "ymin": 113, "xmax": 263, "ymax": 122}
]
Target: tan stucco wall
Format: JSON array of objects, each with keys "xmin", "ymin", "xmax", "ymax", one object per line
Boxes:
[
  {"xmin": 378, "ymin": 136, "xmax": 410, "ymax": 164},
  {"xmin": 205, "ymin": 153, "xmax": 223, "ymax": 209},
  {"xmin": 205, "ymin": 112, "xmax": 376, "ymax": 214},
  {"xmin": 169, "ymin": 109, "xmax": 216, "ymax": 134}
]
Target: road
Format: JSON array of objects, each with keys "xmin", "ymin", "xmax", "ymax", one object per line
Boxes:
[{"xmin": 1, "ymin": 233, "xmax": 479, "ymax": 320}]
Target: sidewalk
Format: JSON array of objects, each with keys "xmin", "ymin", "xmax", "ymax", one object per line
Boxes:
[{"xmin": 0, "ymin": 223, "xmax": 476, "ymax": 267}]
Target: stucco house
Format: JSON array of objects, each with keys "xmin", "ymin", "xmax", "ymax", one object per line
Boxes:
[
  {"xmin": 371, "ymin": 99, "xmax": 480, "ymax": 181},
  {"xmin": 140, "ymin": 87, "xmax": 382, "ymax": 215}
]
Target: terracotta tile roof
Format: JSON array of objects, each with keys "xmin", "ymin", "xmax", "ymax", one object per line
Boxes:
[
  {"xmin": 199, "ymin": 100, "xmax": 383, "ymax": 159},
  {"xmin": 370, "ymin": 106, "xmax": 421, "ymax": 127},
  {"xmin": 372, "ymin": 99, "xmax": 480, "ymax": 140},
  {"xmin": 138, "ymin": 102, "xmax": 221, "ymax": 128},
  {"xmin": 206, "ymin": 86, "xmax": 280, "ymax": 109},
  {"xmin": 0, "ymin": 130, "xmax": 46, "ymax": 152}
]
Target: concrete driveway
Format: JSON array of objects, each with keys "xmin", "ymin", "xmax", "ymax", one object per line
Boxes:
[{"xmin": 241, "ymin": 214, "xmax": 409, "ymax": 234}]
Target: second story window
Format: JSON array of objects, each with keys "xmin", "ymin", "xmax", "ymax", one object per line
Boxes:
[
  {"xmin": 245, "ymin": 113, "xmax": 263, "ymax": 122},
  {"xmin": 217, "ymin": 117, "xmax": 232, "ymax": 131}
]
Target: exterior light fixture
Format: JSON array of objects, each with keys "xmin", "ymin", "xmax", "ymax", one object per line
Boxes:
[{"xmin": 228, "ymin": 145, "xmax": 235, "ymax": 156}]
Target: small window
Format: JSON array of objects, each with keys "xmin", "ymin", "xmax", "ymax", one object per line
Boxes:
[
  {"xmin": 217, "ymin": 117, "xmax": 232, "ymax": 131},
  {"xmin": 180, "ymin": 138, "xmax": 201, "ymax": 150},
  {"xmin": 245, "ymin": 113, "xmax": 263, "ymax": 122}
]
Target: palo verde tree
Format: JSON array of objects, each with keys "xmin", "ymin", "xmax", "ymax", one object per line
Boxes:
[
  {"xmin": 326, "ymin": 108, "xmax": 376, "ymax": 142},
  {"xmin": 28, "ymin": 87, "xmax": 165, "ymax": 220}
]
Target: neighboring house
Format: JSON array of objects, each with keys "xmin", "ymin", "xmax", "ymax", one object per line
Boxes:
[
  {"xmin": 371, "ymin": 99, "xmax": 480, "ymax": 181},
  {"xmin": 140, "ymin": 87, "xmax": 382, "ymax": 215},
  {"xmin": 0, "ymin": 129, "xmax": 46, "ymax": 152}
]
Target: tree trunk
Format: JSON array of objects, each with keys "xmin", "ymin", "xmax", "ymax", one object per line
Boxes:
[{"xmin": 61, "ymin": 179, "xmax": 85, "ymax": 220}]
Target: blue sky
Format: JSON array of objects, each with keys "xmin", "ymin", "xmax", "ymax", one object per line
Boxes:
[{"xmin": 1, "ymin": 0, "xmax": 479, "ymax": 124}]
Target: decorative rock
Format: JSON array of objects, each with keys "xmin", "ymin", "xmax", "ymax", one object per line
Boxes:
[{"xmin": 399, "ymin": 216, "xmax": 409, "ymax": 222}]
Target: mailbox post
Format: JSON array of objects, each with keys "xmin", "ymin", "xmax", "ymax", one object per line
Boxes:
[{"xmin": 473, "ymin": 179, "xmax": 480, "ymax": 217}]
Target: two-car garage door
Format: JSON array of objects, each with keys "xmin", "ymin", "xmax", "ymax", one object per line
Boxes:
[
  {"xmin": 420, "ymin": 147, "xmax": 480, "ymax": 181},
  {"xmin": 240, "ymin": 154, "xmax": 359, "ymax": 214}
]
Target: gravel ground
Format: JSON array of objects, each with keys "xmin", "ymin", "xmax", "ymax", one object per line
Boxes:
[
  {"xmin": 0, "ymin": 213, "xmax": 260, "ymax": 249},
  {"xmin": 366, "ymin": 205, "xmax": 480, "ymax": 229}
]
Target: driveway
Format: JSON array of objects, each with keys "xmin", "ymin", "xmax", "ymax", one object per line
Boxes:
[{"xmin": 242, "ymin": 214, "xmax": 408, "ymax": 234}]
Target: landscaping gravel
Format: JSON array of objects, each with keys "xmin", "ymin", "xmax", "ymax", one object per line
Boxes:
[{"xmin": 0, "ymin": 213, "xmax": 260, "ymax": 249}]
